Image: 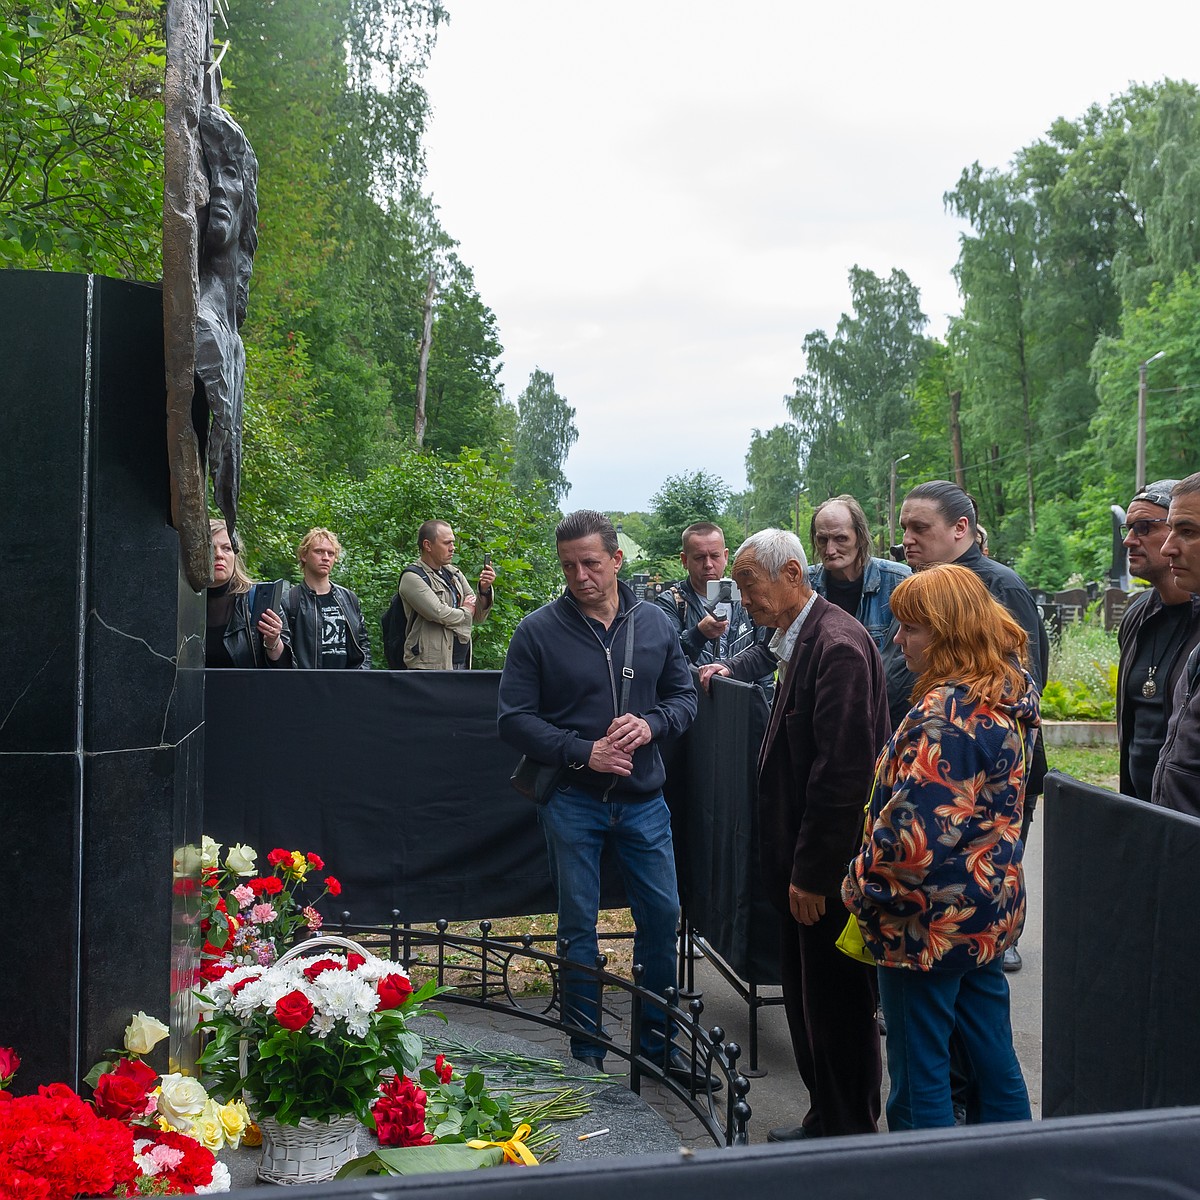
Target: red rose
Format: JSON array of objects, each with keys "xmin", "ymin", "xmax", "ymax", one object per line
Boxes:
[
  {"xmin": 92, "ymin": 1059, "xmax": 155, "ymax": 1121},
  {"xmin": 346, "ymin": 952, "xmax": 366, "ymax": 971},
  {"xmin": 302, "ymin": 958, "xmax": 343, "ymax": 982},
  {"xmin": 374, "ymin": 1075, "xmax": 431, "ymax": 1147},
  {"xmin": 306, "ymin": 852, "xmax": 325, "ymax": 870},
  {"xmin": 267, "ymin": 848, "xmax": 292, "ymax": 867},
  {"xmin": 324, "ymin": 875, "xmax": 342, "ymax": 896},
  {"xmin": 227, "ymin": 973, "xmax": 260, "ymax": 996},
  {"xmin": 0, "ymin": 1046, "xmax": 20, "ymax": 1082},
  {"xmin": 172, "ymin": 878, "xmax": 197, "ymax": 896},
  {"xmin": 376, "ymin": 973, "xmax": 413, "ymax": 1011},
  {"xmin": 434, "ymin": 1054, "xmax": 452, "ymax": 1084},
  {"xmin": 274, "ymin": 990, "xmax": 315, "ymax": 1031}
]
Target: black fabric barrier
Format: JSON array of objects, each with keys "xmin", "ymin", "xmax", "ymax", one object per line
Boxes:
[
  {"xmin": 225, "ymin": 1107, "xmax": 1200, "ymax": 1199},
  {"xmin": 1043, "ymin": 770, "xmax": 1200, "ymax": 1117},
  {"xmin": 680, "ymin": 674, "xmax": 778, "ymax": 984},
  {"xmin": 205, "ymin": 668, "xmax": 773, "ymax": 964},
  {"xmin": 205, "ymin": 670, "xmax": 614, "ymax": 922}
]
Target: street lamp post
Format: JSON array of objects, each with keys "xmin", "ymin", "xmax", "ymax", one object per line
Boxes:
[
  {"xmin": 889, "ymin": 452, "xmax": 911, "ymax": 549},
  {"xmin": 1136, "ymin": 350, "xmax": 1166, "ymax": 492}
]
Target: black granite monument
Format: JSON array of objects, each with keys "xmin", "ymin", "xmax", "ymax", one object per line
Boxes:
[{"xmin": 0, "ymin": 269, "xmax": 204, "ymax": 1088}]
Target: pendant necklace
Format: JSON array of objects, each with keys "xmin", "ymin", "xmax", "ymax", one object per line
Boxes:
[
  {"xmin": 1142, "ymin": 667, "xmax": 1158, "ymax": 699},
  {"xmin": 1142, "ymin": 608, "xmax": 1192, "ymax": 699}
]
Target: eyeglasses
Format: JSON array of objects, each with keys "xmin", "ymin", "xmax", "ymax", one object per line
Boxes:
[{"xmin": 1121, "ymin": 518, "xmax": 1168, "ymax": 538}]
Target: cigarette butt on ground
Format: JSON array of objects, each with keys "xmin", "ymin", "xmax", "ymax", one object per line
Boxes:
[{"xmin": 577, "ymin": 1128, "xmax": 610, "ymax": 1141}]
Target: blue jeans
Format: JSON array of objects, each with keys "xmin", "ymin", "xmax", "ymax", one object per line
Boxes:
[
  {"xmin": 539, "ymin": 787, "xmax": 680, "ymax": 1062},
  {"xmin": 878, "ymin": 957, "xmax": 1031, "ymax": 1130}
]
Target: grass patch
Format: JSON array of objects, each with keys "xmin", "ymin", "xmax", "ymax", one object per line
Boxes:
[{"xmin": 1046, "ymin": 743, "xmax": 1120, "ymax": 790}]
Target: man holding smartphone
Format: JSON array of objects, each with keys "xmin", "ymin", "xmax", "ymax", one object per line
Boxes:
[
  {"xmin": 396, "ymin": 520, "xmax": 495, "ymax": 670},
  {"xmin": 655, "ymin": 522, "xmax": 772, "ymax": 690}
]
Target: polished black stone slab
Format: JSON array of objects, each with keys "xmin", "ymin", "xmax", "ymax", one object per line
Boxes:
[{"xmin": 0, "ymin": 271, "xmax": 203, "ymax": 1088}]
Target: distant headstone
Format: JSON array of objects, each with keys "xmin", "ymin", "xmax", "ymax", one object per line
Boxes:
[
  {"xmin": 1104, "ymin": 588, "xmax": 1133, "ymax": 633},
  {"xmin": 631, "ymin": 573, "xmax": 650, "ymax": 601},
  {"xmin": 1054, "ymin": 588, "xmax": 1089, "ymax": 626},
  {"xmin": 1038, "ymin": 600, "xmax": 1064, "ymax": 644}
]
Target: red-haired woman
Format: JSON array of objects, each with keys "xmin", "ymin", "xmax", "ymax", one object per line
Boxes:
[{"xmin": 842, "ymin": 563, "xmax": 1037, "ymax": 1129}]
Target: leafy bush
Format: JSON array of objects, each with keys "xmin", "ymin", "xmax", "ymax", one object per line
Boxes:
[{"xmin": 1044, "ymin": 618, "xmax": 1119, "ymax": 720}]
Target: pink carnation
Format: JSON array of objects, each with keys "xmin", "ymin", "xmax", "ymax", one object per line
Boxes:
[
  {"xmin": 303, "ymin": 905, "xmax": 323, "ymax": 931},
  {"xmin": 250, "ymin": 903, "xmax": 277, "ymax": 924},
  {"xmin": 231, "ymin": 884, "xmax": 255, "ymax": 908}
]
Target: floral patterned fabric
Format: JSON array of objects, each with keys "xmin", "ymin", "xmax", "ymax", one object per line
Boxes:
[{"xmin": 842, "ymin": 674, "xmax": 1040, "ymax": 972}]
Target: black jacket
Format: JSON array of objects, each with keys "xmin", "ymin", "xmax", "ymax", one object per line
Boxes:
[
  {"xmin": 1118, "ymin": 590, "xmax": 1200, "ymax": 798},
  {"xmin": 209, "ymin": 587, "xmax": 293, "ymax": 669},
  {"xmin": 497, "ymin": 581, "xmax": 697, "ymax": 801},
  {"xmin": 1152, "ymin": 645, "xmax": 1200, "ymax": 817},
  {"xmin": 283, "ymin": 582, "xmax": 371, "ymax": 669}
]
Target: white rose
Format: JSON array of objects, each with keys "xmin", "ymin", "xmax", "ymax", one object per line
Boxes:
[
  {"xmin": 157, "ymin": 1073, "xmax": 210, "ymax": 1127},
  {"xmin": 224, "ymin": 843, "xmax": 257, "ymax": 876},
  {"xmin": 173, "ymin": 843, "xmax": 202, "ymax": 876},
  {"xmin": 201, "ymin": 836, "xmax": 222, "ymax": 870},
  {"xmin": 124, "ymin": 1011, "xmax": 170, "ymax": 1056}
]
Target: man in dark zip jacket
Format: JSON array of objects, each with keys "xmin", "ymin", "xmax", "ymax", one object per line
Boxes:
[
  {"xmin": 497, "ymin": 510, "xmax": 704, "ymax": 1086},
  {"xmin": 282, "ymin": 527, "xmax": 371, "ymax": 670}
]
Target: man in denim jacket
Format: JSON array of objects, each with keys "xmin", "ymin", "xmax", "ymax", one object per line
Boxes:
[{"xmin": 807, "ymin": 496, "xmax": 912, "ymax": 727}]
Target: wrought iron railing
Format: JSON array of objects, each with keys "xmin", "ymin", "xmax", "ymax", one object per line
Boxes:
[{"xmin": 333, "ymin": 913, "xmax": 752, "ymax": 1146}]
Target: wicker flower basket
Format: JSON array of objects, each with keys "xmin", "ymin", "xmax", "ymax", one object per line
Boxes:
[
  {"xmin": 256, "ymin": 1113, "xmax": 362, "ymax": 1184},
  {"xmin": 247, "ymin": 935, "xmax": 377, "ymax": 1184}
]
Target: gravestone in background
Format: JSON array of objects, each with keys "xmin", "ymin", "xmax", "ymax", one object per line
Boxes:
[{"xmin": 0, "ymin": 270, "xmax": 204, "ymax": 1088}]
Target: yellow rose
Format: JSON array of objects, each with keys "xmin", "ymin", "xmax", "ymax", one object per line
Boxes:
[
  {"xmin": 224, "ymin": 843, "xmax": 257, "ymax": 876},
  {"xmin": 157, "ymin": 1073, "xmax": 210, "ymax": 1127},
  {"xmin": 289, "ymin": 850, "xmax": 309, "ymax": 879},
  {"xmin": 192, "ymin": 1101, "xmax": 226, "ymax": 1153},
  {"xmin": 124, "ymin": 1011, "xmax": 169, "ymax": 1056},
  {"xmin": 201, "ymin": 836, "xmax": 222, "ymax": 870},
  {"xmin": 216, "ymin": 1099, "xmax": 250, "ymax": 1148},
  {"xmin": 242, "ymin": 1121, "xmax": 263, "ymax": 1148}
]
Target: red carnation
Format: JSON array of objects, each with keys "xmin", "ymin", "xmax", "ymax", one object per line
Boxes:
[
  {"xmin": 267, "ymin": 848, "xmax": 292, "ymax": 867},
  {"xmin": 347, "ymin": 952, "xmax": 366, "ymax": 971},
  {"xmin": 262, "ymin": 876, "xmax": 284, "ymax": 895},
  {"xmin": 306, "ymin": 852, "xmax": 325, "ymax": 870},
  {"xmin": 302, "ymin": 958, "xmax": 343, "ymax": 982},
  {"xmin": 376, "ymin": 973, "xmax": 413, "ymax": 1011},
  {"xmin": 199, "ymin": 960, "xmax": 233, "ymax": 984},
  {"xmin": 324, "ymin": 875, "xmax": 342, "ymax": 896},
  {"xmin": 373, "ymin": 1075, "xmax": 432, "ymax": 1147},
  {"xmin": 274, "ymin": 990, "xmax": 315, "ymax": 1031},
  {"xmin": 172, "ymin": 878, "xmax": 197, "ymax": 896}
]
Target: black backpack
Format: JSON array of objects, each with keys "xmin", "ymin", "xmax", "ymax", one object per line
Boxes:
[{"xmin": 380, "ymin": 565, "xmax": 431, "ymax": 670}]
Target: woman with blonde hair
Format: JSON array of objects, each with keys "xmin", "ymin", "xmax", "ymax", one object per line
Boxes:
[
  {"xmin": 842, "ymin": 563, "xmax": 1037, "ymax": 1129},
  {"xmin": 205, "ymin": 519, "xmax": 291, "ymax": 667}
]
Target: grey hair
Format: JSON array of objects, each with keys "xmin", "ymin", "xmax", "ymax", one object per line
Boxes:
[{"xmin": 734, "ymin": 528, "xmax": 808, "ymax": 579}]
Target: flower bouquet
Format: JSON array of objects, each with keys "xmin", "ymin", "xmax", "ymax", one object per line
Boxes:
[
  {"xmin": 192, "ymin": 837, "xmax": 342, "ymax": 978},
  {"xmin": 1, "ymin": 1012, "xmax": 240, "ymax": 1195},
  {"xmin": 196, "ymin": 936, "xmax": 443, "ymax": 1183}
]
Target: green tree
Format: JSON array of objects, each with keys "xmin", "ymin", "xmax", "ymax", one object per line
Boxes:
[
  {"xmin": 511, "ymin": 367, "xmax": 578, "ymax": 506},
  {"xmin": 641, "ymin": 470, "xmax": 731, "ymax": 561},
  {"xmin": 744, "ymin": 424, "xmax": 802, "ymax": 530},
  {"xmin": 0, "ymin": 0, "xmax": 164, "ymax": 277},
  {"xmin": 787, "ymin": 266, "xmax": 933, "ymax": 528}
]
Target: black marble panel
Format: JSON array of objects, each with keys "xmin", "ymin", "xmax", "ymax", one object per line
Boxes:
[{"xmin": 0, "ymin": 271, "xmax": 204, "ymax": 1088}]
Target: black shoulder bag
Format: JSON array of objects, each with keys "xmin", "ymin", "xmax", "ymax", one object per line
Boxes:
[{"xmin": 511, "ymin": 607, "xmax": 637, "ymax": 804}]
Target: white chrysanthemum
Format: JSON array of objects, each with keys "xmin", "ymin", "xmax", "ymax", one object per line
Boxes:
[
  {"xmin": 311, "ymin": 971, "xmax": 378, "ymax": 1029},
  {"xmin": 311, "ymin": 1011, "xmax": 336, "ymax": 1037},
  {"xmin": 352, "ymin": 955, "xmax": 404, "ymax": 983}
]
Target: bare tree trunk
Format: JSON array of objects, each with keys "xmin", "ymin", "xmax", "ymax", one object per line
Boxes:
[
  {"xmin": 949, "ymin": 389, "xmax": 965, "ymax": 488},
  {"xmin": 414, "ymin": 269, "xmax": 435, "ymax": 447}
]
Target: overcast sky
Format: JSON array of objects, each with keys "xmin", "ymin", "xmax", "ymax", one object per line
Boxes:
[{"xmin": 420, "ymin": 1, "xmax": 1200, "ymax": 514}]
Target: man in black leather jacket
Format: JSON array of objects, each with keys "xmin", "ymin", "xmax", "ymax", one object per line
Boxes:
[{"xmin": 282, "ymin": 528, "xmax": 371, "ymax": 669}]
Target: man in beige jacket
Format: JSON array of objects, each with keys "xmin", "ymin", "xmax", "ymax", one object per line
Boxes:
[{"xmin": 397, "ymin": 520, "xmax": 495, "ymax": 669}]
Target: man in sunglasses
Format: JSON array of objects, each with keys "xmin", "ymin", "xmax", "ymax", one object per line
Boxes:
[{"xmin": 1117, "ymin": 480, "xmax": 1200, "ymax": 801}]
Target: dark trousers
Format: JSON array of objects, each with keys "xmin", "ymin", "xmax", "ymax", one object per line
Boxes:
[{"xmin": 778, "ymin": 904, "xmax": 882, "ymax": 1136}]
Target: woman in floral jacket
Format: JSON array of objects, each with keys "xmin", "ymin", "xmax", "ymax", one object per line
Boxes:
[{"xmin": 842, "ymin": 563, "xmax": 1038, "ymax": 1130}]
